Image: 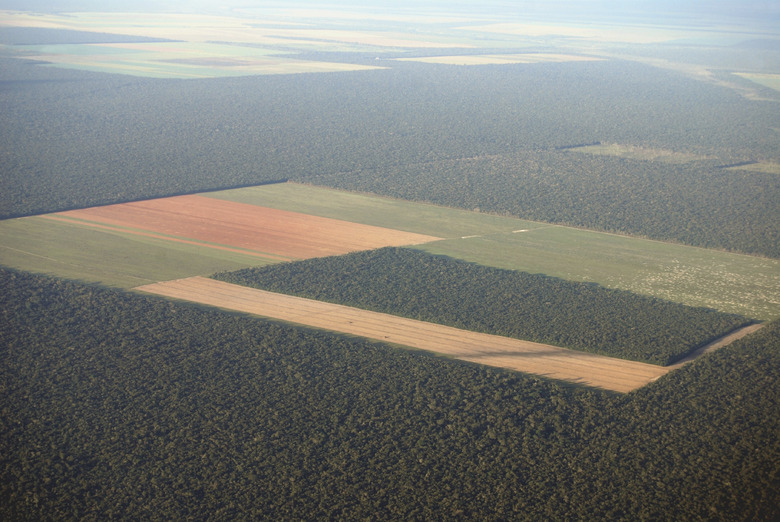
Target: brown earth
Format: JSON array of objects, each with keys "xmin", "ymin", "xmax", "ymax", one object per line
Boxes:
[
  {"xmin": 136, "ymin": 276, "xmax": 678, "ymax": 393},
  {"xmin": 55, "ymin": 195, "xmax": 441, "ymax": 259}
]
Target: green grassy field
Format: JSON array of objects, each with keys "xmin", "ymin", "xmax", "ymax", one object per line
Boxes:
[
  {"xmin": 0, "ymin": 216, "xmax": 275, "ymax": 288},
  {"xmin": 1, "ymin": 183, "xmax": 777, "ymax": 319},
  {"xmin": 205, "ymin": 183, "xmax": 545, "ymax": 238}
]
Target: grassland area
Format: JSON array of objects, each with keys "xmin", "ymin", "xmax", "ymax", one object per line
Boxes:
[
  {"xmin": 567, "ymin": 143, "xmax": 710, "ymax": 164},
  {"xmin": 0, "ymin": 215, "xmax": 273, "ymax": 288},
  {"xmin": 3, "ymin": 182, "xmax": 776, "ymax": 319}
]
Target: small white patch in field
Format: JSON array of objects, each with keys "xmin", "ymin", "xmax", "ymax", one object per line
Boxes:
[
  {"xmin": 513, "ymin": 229, "xmax": 529, "ymax": 233},
  {"xmin": 461, "ymin": 235, "xmax": 481, "ymax": 239}
]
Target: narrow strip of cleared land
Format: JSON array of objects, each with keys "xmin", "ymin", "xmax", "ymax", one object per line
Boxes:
[{"xmin": 135, "ymin": 276, "xmax": 681, "ymax": 393}]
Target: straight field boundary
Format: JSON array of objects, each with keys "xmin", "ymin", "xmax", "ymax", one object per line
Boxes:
[{"xmin": 135, "ymin": 276, "xmax": 679, "ymax": 393}]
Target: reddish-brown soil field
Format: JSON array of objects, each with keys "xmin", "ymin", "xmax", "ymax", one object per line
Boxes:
[
  {"xmin": 136, "ymin": 276, "xmax": 676, "ymax": 393},
  {"xmin": 55, "ymin": 195, "xmax": 441, "ymax": 259}
]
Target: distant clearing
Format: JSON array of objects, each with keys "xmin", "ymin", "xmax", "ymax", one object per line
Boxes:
[
  {"xmin": 734, "ymin": 72, "xmax": 780, "ymax": 93},
  {"xmin": 135, "ymin": 277, "xmax": 673, "ymax": 393},
  {"xmin": 13, "ymin": 40, "xmax": 383, "ymax": 79},
  {"xmin": 568, "ymin": 143, "xmax": 709, "ymax": 163},
  {"xmin": 395, "ymin": 53, "xmax": 602, "ymax": 65},
  {"xmin": 0, "ymin": 10, "xmax": 466, "ymax": 77}
]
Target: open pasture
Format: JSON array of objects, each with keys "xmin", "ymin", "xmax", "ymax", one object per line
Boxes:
[
  {"xmin": 13, "ymin": 40, "xmax": 382, "ymax": 79},
  {"xmin": 135, "ymin": 276, "xmax": 673, "ymax": 393},
  {"xmin": 417, "ymin": 227, "xmax": 780, "ymax": 321}
]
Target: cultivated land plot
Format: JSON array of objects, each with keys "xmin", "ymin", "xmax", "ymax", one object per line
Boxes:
[
  {"xmin": 135, "ymin": 276, "xmax": 672, "ymax": 393},
  {"xmin": 0, "ymin": 191, "xmax": 440, "ymax": 288}
]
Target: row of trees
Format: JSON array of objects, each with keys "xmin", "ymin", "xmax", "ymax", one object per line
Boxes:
[
  {"xmin": 214, "ymin": 247, "xmax": 751, "ymax": 365},
  {"xmin": 2, "ymin": 267, "xmax": 777, "ymax": 520}
]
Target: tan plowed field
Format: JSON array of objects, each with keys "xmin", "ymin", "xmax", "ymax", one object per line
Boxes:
[
  {"xmin": 135, "ymin": 276, "xmax": 675, "ymax": 393},
  {"xmin": 55, "ymin": 195, "xmax": 441, "ymax": 259}
]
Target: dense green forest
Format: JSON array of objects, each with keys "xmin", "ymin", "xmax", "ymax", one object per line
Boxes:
[
  {"xmin": 310, "ymin": 150, "xmax": 780, "ymax": 257},
  {"xmin": 1, "ymin": 268, "xmax": 777, "ymax": 520},
  {"xmin": 1, "ymin": 54, "xmax": 778, "ymax": 256},
  {"xmin": 214, "ymin": 248, "xmax": 751, "ymax": 365}
]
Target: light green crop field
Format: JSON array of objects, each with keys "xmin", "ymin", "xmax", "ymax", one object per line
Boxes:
[
  {"xmin": 0, "ymin": 216, "xmax": 275, "ymax": 288},
  {"xmin": 205, "ymin": 183, "xmax": 545, "ymax": 238},
  {"xmin": 415, "ymin": 226, "xmax": 779, "ymax": 321}
]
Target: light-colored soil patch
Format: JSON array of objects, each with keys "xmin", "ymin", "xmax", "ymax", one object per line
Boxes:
[
  {"xmin": 568, "ymin": 143, "xmax": 709, "ymax": 163},
  {"xmin": 55, "ymin": 195, "xmax": 441, "ymax": 259},
  {"xmin": 135, "ymin": 276, "xmax": 676, "ymax": 393},
  {"xmin": 396, "ymin": 53, "xmax": 602, "ymax": 65},
  {"xmin": 734, "ymin": 73, "xmax": 780, "ymax": 93}
]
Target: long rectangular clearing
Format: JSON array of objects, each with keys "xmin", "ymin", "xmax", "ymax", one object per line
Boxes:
[{"xmin": 135, "ymin": 276, "xmax": 672, "ymax": 393}]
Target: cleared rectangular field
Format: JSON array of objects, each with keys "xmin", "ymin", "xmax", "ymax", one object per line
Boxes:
[{"xmin": 135, "ymin": 276, "xmax": 672, "ymax": 393}]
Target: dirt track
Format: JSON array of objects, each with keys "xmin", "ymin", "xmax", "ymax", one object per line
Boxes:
[
  {"xmin": 55, "ymin": 195, "xmax": 440, "ymax": 259},
  {"xmin": 135, "ymin": 276, "xmax": 684, "ymax": 393}
]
